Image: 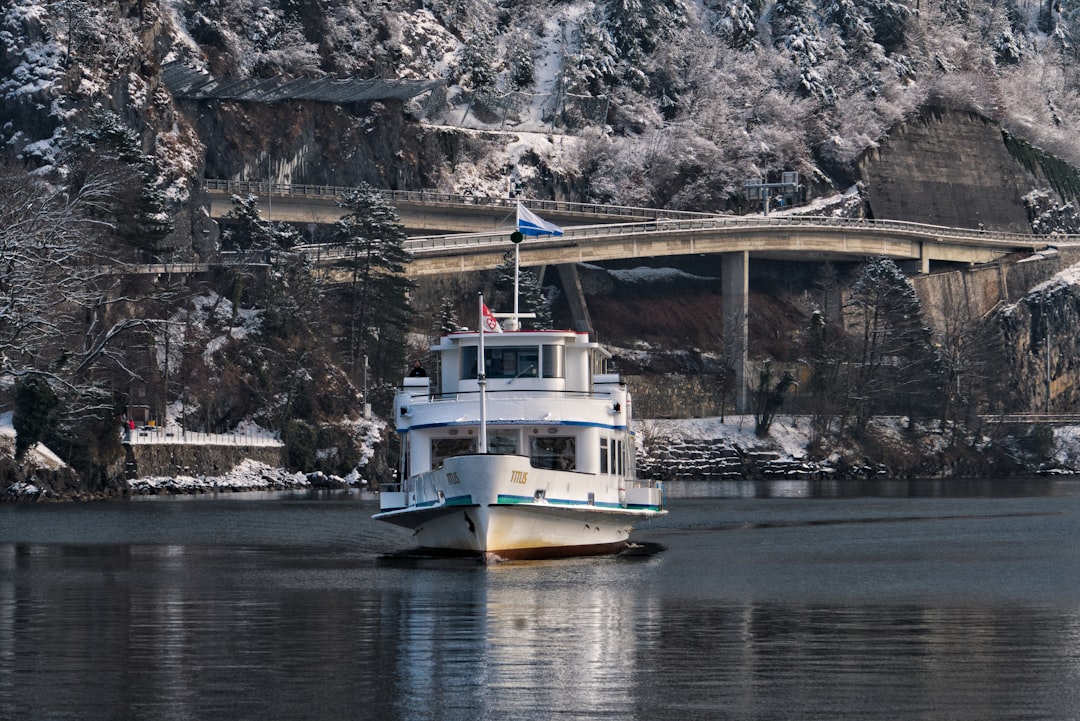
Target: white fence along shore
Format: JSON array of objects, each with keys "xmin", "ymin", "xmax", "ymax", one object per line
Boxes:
[{"xmin": 125, "ymin": 427, "xmax": 283, "ymax": 447}]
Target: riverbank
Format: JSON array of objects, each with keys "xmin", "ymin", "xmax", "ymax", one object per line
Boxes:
[
  {"xmin": 4, "ymin": 414, "xmax": 1079, "ymax": 502},
  {"xmin": 635, "ymin": 415, "xmax": 1080, "ymax": 481},
  {"xmin": 4, "ymin": 457, "xmax": 373, "ymax": 502}
]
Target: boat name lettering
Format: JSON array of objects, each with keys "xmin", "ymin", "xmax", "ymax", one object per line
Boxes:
[
  {"xmin": 447, "ymin": 472, "xmax": 461, "ymax": 485},
  {"xmin": 510, "ymin": 470, "xmax": 528, "ymax": 485}
]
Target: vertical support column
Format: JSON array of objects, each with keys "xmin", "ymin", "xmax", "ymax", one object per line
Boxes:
[
  {"xmin": 721, "ymin": 251, "xmax": 749, "ymax": 414},
  {"xmin": 557, "ymin": 263, "xmax": 594, "ymax": 334},
  {"xmin": 919, "ymin": 241, "xmax": 930, "ymax": 274}
]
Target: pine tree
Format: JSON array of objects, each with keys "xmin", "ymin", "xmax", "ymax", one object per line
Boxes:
[
  {"xmin": 493, "ymin": 249, "xmax": 552, "ymax": 330},
  {"xmin": 460, "ymin": 25, "xmax": 499, "ymax": 94},
  {"xmin": 13, "ymin": 375, "xmax": 59, "ymax": 460},
  {"xmin": 845, "ymin": 257, "xmax": 941, "ymax": 428},
  {"xmin": 436, "ymin": 296, "xmax": 461, "ymax": 336},
  {"xmin": 770, "ymin": 0, "xmax": 834, "ymax": 101},
  {"xmin": 64, "ymin": 109, "xmax": 174, "ymax": 256},
  {"xmin": 859, "ymin": 0, "xmax": 911, "ymax": 53},
  {"xmin": 713, "ymin": 0, "xmax": 763, "ymax": 49},
  {"xmin": 331, "ymin": 184, "xmax": 414, "ymax": 384},
  {"xmin": 222, "ymin": 194, "xmax": 302, "ymax": 251},
  {"xmin": 565, "ymin": 11, "xmax": 620, "ymax": 95},
  {"xmin": 604, "ymin": 0, "xmax": 687, "ymax": 89}
]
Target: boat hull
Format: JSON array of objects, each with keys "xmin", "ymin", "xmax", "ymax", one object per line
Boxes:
[{"xmin": 374, "ymin": 454, "xmax": 664, "ymax": 561}]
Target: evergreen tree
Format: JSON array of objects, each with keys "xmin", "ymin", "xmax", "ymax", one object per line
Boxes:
[
  {"xmin": 604, "ymin": 0, "xmax": 687, "ymax": 89},
  {"xmin": 331, "ymin": 184, "xmax": 414, "ymax": 385},
  {"xmin": 565, "ymin": 10, "xmax": 619, "ymax": 95},
  {"xmin": 459, "ymin": 25, "xmax": 499, "ymax": 94},
  {"xmin": 845, "ymin": 257, "xmax": 941, "ymax": 428},
  {"xmin": 494, "ymin": 249, "xmax": 552, "ymax": 330},
  {"xmin": 436, "ymin": 296, "xmax": 461, "ymax": 336},
  {"xmin": 713, "ymin": 0, "xmax": 763, "ymax": 49},
  {"xmin": 859, "ymin": 0, "xmax": 911, "ymax": 53},
  {"xmin": 13, "ymin": 375, "xmax": 59, "ymax": 460},
  {"xmin": 222, "ymin": 194, "xmax": 302, "ymax": 251},
  {"xmin": 752, "ymin": 361, "xmax": 796, "ymax": 437},
  {"xmin": 769, "ymin": 0, "xmax": 834, "ymax": 101},
  {"xmin": 64, "ymin": 109, "xmax": 174, "ymax": 256}
]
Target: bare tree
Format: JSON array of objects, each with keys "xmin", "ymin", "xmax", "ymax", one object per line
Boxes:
[{"xmin": 0, "ymin": 160, "xmax": 180, "ymax": 420}]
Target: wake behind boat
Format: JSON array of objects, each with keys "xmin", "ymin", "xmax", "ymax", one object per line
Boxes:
[{"xmin": 373, "ymin": 206, "xmax": 666, "ymax": 562}]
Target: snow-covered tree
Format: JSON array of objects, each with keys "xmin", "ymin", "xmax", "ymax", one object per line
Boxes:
[
  {"xmin": 845, "ymin": 257, "xmax": 941, "ymax": 427},
  {"xmin": 493, "ymin": 249, "xmax": 552, "ymax": 330},
  {"xmin": 180, "ymin": 0, "xmax": 320, "ymax": 76},
  {"xmin": 0, "ymin": 157, "xmax": 184, "ymax": 479},
  {"xmin": 459, "ymin": 24, "xmax": 499, "ymax": 93},
  {"xmin": 711, "ymin": 0, "xmax": 764, "ymax": 49},
  {"xmin": 64, "ymin": 110, "xmax": 174, "ymax": 257},
  {"xmin": 605, "ymin": 0, "xmax": 688, "ymax": 89},
  {"xmin": 331, "ymin": 184, "xmax": 414, "ymax": 384},
  {"xmin": 1024, "ymin": 189, "xmax": 1080, "ymax": 234},
  {"xmin": 564, "ymin": 10, "xmax": 619, "ymax": 96},
  {"xmin": 221, "ymin": 194, "xmax": 302, "ymax": 251},
  {"xmin": 770, "ymin": 0, "xmax": 835, "ymax": 101},
  {"xmin": 435, "ymin": 296, "xmax": 461, "ymax": 336}
]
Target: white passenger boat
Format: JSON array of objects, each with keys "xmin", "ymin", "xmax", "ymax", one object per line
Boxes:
[{"xmin": 374, "ymin": 288, "xmax": 666, "ymax": 561}]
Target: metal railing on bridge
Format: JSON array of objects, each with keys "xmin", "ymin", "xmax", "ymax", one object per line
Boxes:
[
  {"xmin": 207, "ymin": 178, "xmax": 1080, "ymax": 266},
  {"xmin": 294, "ymin": 215, "xmax": 1068, "ymax": 263},
  {"xmin": 980, "ymin": 413, "xmax": 1080, "ymax": 425},
  {"xmin": 204, "ymin": 178, "xmax": 716, "ymax": 221}
]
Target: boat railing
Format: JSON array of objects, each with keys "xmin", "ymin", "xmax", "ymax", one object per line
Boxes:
[{"xmin": 401, "ymin": 389, "xmax": 614, "ymax": 402}]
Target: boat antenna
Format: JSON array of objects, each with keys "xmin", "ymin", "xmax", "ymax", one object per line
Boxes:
[{"xmin": 477, "ymin": 291, "xmax": 488, "ymax": 454}]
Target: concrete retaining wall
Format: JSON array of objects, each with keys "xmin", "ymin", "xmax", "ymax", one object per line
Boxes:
[
  {"xmin": 858, "ymin": 109, "xmax": 1037, "ymax": 232},
  {"xmin": 626, "ymin": 374, "xmax": 727, "ymax": 419}
]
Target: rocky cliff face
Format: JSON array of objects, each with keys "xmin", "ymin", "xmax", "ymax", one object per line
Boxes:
[
  {"xmin": 909, "ymin": 248, "xmax": 1080, "ymax": 414},
  {"xmin": 998, "ymin": 268, "xmax": 1080, "ymax": 413}
]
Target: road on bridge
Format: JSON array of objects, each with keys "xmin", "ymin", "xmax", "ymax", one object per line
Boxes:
[{"xmin": 206, "ymin": 178, "xmax": 1065, "ymax": 276}]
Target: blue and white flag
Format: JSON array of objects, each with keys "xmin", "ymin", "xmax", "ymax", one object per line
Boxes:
[{"xmin": 516, "ymin": 202, "xmax": 563, "ymax": 237}]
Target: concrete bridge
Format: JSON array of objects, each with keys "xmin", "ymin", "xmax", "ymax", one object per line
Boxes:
[
  {"xmin": 205, "ymin": 178, "xmax": 1075, "ymax": 412},
  {"xmin": 205, "ymin": 179, "xmax": 714, "ymax": 234},
  {"xmin": 393, "ymin": 215, "xmax": 1049, "ymax": 275},
  {"xmin": 206, "ymin": 178, "xmax": 1057, "ymax": 274}
]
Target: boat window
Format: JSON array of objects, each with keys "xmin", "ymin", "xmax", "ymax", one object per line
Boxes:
[
  {"xmin": 431, "ymin": 437, "xmax": 476, "ymax": 468},
  {"xmin": 487, "ymin": 431, "xmax": 519, "ymax": 455},
  {"xmin": 616, "ymin": 439, "xmax": 625, "ymax": 476},
  {"xmin": 599, "ymin": 437, "xmax": 609, "ymax": 474},
  {"xmin": 541, "ymin": 345, "xmax": 564, "ymax": 378},
  {"xmin": 460, "ymin": 346, "xmax": 540, "ymax": 380},
  {"xmin": 530, "ymin": 436, "xmax": 576, "ymax": 470}
]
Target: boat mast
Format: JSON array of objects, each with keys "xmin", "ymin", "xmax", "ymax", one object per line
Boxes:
[
  {"xmin": 478, "ymin": 291, "xmax": 488, "ymax": 454},
  {"xmin": 511, "ymin": 238, "xmax": 520, "ymax": 331},
  {"xmin": 502, "ymin": 229, "xmax": 527, "ymax": 331}
]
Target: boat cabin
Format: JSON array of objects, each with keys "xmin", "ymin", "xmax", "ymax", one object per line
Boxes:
[{"xmin": 395, "ymin": 329, "xmax": 634, "ymax": 481}]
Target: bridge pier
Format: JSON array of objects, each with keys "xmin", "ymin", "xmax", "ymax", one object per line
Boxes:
[
  {"xmin": 722, "ymin": 251, "xmax": 749, "ymax": 414},
  {"xmin": 557, "ymin": 264, "xmax": 593, "ymax": 334}
]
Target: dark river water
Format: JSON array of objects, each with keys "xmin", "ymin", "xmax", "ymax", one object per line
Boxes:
[{"xmin": 3, "ymin": 478, "xmax": 1080, "ymax": 721}]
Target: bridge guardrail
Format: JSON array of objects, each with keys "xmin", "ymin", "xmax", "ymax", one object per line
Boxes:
[
  {"xmin": 385, "ymin": 216, "xmax": 1064, "ymax": 254},
  {"xmin": 292, "ymin": 214, "xmax": 1066, "ymax": 264},
  {"xmin": 204, "ymin": 178, "xmax": 717, "ymax": 221},
  {"xmin": 980, "ymin": 414, "xmax": 1080, "ymax": 425},
  {"xmin": 209, "ymin": 178, "xmax": 1080, "ymax": 261}
]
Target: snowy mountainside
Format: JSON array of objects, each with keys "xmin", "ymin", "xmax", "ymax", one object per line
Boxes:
[{"xmin": 6, "ymin": 0, "xmax": 1080, "ymax": 212}]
